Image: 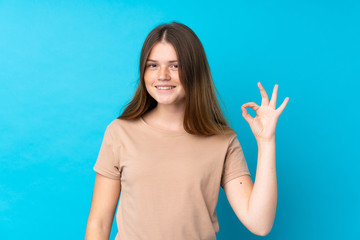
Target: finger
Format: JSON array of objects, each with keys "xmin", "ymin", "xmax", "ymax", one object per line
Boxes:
[
  {"xmin": 269, "ymin": 84, "xmax": 278, "ymax": 109},
  {"xmin": 276, "ymin": 97, "xmax": 290, "ymax": 116},
  {"xmin": 241, "ymin": 105, "xmax": 254, "ymax": 123},
  {"xmin": 258, "ymin": 82, "xmax": 269, "ymax": 106},
  {"xmin": 242, "ymin": 102, "xmax": 261, "ymax": 112}
]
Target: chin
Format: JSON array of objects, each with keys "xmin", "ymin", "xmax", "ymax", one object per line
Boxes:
[{"xmin": 157, "ymin": 99, "xmax": 185, "ymax": 106}]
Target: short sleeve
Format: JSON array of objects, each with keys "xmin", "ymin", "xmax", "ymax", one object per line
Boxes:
[
  {"xmin": 93, "ymin": 124, "xmax": 121, "ymax": 180},
  {"xmin": 220, "ymin": 134, "xmax": 250, "ymax": 188}
]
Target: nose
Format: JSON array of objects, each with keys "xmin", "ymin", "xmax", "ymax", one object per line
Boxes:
[{"xmin": 157, "ymin": 66, "xmax": 170, "ymax": 81}]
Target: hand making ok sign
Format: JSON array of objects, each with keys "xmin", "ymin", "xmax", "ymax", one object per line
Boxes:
[{"xmin": 241, "ymin": 82, "xmax": 289, "ymax": 142}]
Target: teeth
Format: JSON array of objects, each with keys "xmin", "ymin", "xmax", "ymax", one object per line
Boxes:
[{"xmin": 157, "ymin": 86, "xmax": 175, "ymax": 90}]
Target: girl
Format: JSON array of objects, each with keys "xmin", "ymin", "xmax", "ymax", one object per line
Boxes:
[{"xmin": 85, "ymin": 21, "xmax": 289, "ymax": 240}]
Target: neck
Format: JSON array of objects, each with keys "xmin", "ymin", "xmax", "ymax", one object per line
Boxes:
[{"xmin": 144, "ymin": 102, "xmax": 185, "ymax": 131}]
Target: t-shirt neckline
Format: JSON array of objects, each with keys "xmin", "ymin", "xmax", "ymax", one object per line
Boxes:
[{"xmin": 139, "ymin": 116, "xmax": 188, "ymax": 136}]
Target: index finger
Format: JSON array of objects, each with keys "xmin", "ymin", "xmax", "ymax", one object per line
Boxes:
[{"xmin": 258, "ymin": 82, "xmax": 269, "ymax": 106}]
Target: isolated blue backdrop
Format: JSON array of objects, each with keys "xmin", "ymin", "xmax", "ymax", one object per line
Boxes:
[{"xmin": 1, "ymin": 0, "xmax": 359, "ymax": 239}]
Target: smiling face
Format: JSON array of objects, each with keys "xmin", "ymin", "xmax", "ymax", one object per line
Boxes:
[{"xmin": 144, "ymin": 41, "xmax": 186, "ymax": 107}]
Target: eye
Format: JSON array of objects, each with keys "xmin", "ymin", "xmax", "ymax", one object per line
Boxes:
[
  {"xmin": 147, "ymin": 64, "xmax": 157, "ymax": 68},
  {"xmin": 171, "ymin": 64, "xmax": 179, "ymax": 69}
]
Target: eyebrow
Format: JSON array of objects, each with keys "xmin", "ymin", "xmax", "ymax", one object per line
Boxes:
[{"xmin": 147, "ymin": 59, "xmax": 178, "ymax": 63}]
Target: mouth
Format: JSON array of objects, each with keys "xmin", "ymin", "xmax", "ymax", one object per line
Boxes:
[{"xmin": 155, "ymin": 86, "xmax": 176, "ymax": 91}]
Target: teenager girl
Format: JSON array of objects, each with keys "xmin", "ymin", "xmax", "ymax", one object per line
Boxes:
[{"xmin": 85, "ymin": 21, "xmax": 289, "ymax": 240}]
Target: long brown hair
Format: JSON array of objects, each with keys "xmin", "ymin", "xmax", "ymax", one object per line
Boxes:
[{"xmin": 118, "ymin": 21, "xmax": 235, "ymax": 136}]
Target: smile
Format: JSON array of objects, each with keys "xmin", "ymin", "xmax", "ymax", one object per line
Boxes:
[{"xmin": 155, "ymin": 86, "xmax": 176, "ymax": 91}]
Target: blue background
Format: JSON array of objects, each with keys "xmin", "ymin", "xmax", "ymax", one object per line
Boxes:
[{"xmin": 1, "ymin": 0, "xmax": 359, "ymax": 239}]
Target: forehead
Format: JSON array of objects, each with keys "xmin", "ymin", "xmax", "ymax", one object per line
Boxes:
[{"xmin": 148, "ymin": 42, "xmax": 178, "ymax": 61}]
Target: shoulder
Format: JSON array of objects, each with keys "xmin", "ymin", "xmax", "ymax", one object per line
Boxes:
[
  {"xmin": 211, "ymin": 129, "xmax": 239, "ymax": 150},
  {"xmin": 107, "ymin": 117, "xmax": 139, "ymax": 131},
  {"xmin": 104, "ymin": 117, "xmax": 141, "ymax": 142},
  {"xmin": 199, "ymin": 129, "xmax": 237, "ymax": 149},
  {"xmin": 218, "ymin": 129, "xmax": 238, "ymax": 145}
]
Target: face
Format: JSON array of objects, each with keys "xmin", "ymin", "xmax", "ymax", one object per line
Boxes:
[{"xmin": 144, "ymin": 41, "xmax": 186, "ymax": 107}]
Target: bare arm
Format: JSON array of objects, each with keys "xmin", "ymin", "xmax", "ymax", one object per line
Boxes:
[
  {"xmin": 224, "ymin": 139, "xmax": 277, "ymax": 236},
  {"xmin": 246, "ymin": 140, "xmax": 277, "ymax": 235},
  {"xmin": 224, "ymin": 82, "xmax": 287, "ymax": 235},
  {"xmin": 85, "ymin": 173, "xmax": 121, "ymax": 240}
]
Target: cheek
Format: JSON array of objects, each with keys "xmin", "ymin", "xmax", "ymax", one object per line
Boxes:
[
  {"xmin": 144, "ymin": 76, "xmax": 153, "ymax": 87},
  {"xmin": 144, "ymin": 78, "xmax": 150, "ymax": 86},
  {"xmin": 144, "ymin": 70, "xmax": 153, "ymax": 81},
  {"xmin": 181, "ymin": 89, "xmax": 186, "ymax": 97},
  {"xmin": 144, "ymin": 72, "xmax": 149, "ymax": 82}
]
